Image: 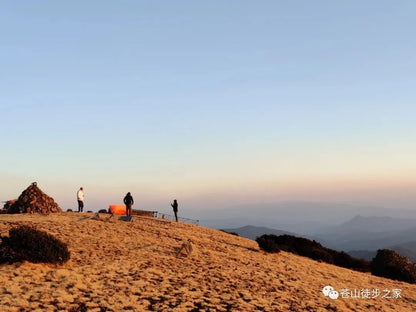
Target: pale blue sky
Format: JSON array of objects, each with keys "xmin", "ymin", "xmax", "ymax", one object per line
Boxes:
[{"xmin": 1, "ymin": 1, "xmax": 415, "ymax": 213}]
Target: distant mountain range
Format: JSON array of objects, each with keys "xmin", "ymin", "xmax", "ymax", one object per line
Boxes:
[
  {"xmin": 313, "ymin": 215, "xmax": 416, "ymax": 251},
  {"xmin": 197, "ymin": 201, "xmax": 416, "ymax": 235},
  {"xmin": 349, "ymin": 241, "xmax": 416, "ymax": 262},
  {"xmin": 223, "ymin": 215, "xmax": 416, "ymax": 263},
  {"xmin": 221, "ymin": 225, "xmax": 300, "ymax": 240}
]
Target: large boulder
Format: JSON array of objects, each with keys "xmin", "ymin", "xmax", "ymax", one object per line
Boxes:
[{"xmin": 8, "ymin": 182, "xmax": 62, "ymax": 214}]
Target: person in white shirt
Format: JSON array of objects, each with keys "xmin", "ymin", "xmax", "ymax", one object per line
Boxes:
[{"xmin": 77, "ymin": 187, "xmax": 84, "ymax": 212}]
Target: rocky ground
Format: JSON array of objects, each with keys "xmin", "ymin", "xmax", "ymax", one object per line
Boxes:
[{"xmin": 0, "ymin": 212, "xmax": 415, "ymax": 311}]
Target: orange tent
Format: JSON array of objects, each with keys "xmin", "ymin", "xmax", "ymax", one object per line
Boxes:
[{"xmin": 109, "ymin": 205, "xmax": 126, "ymax": 215}]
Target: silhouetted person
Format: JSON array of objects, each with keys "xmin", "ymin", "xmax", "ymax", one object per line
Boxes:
[
  {"xmin": 77, "ymin": 187, "xmax": 84, "ymax": 212},
  {"xmin": 171, "ymin": 199, "xmax": 178, "ymax": 222},
  {"xmin": 123, "ymin": 192, "xmax": 134, "ymax": 216}
]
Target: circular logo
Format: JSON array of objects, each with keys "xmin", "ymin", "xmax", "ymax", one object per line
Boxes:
[
  {"xmin": 322, "ymin": 285, "xmax": 334, "ymax": 297},
  {"xmin": 329, "ymin": 290, "xmax": 339, "ymax": 300}
]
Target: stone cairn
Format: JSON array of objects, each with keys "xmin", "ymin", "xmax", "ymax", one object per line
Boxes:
[{"xmin": 7, "ymin": 182, "xmax": 62, "ymax": 214}]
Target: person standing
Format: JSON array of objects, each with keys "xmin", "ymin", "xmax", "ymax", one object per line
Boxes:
[
  {"xmin": 123, "ymin": 192, "xmax": 134, "ymax": 216},
  {"xmin": 77, "ymin": 187, "xmax": 84, "ymax": 212},
  {"xmin": 171, "ymin": 199, "xmax": 178, "ymax": 222}
]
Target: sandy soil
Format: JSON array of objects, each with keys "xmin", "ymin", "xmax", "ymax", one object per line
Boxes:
[{"xmin": 0, "ymin": 212, "xmax": 415, "ymax": 311}]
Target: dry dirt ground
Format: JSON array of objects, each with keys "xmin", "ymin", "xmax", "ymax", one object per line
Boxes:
[{"xmin": 0, "ymin": 213, "xmax": 415, "ymax": 311}]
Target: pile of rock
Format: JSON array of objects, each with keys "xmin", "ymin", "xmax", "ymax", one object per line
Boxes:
[
  {"xmin": 8, "ymin": 182, "xmax": 62, "ymax": 214},
  {"xmin": 1, "ymin": 200, "xmax": 16, "ymax": 214}
]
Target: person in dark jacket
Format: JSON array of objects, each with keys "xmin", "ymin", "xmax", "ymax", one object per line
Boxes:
[
  {"xmin": 123, "ymin": 192, "xmax": 134, "ymax": 216},
  {"xmin": 171, "ymin": 199, "xmax": 178, "ymax": 222}
]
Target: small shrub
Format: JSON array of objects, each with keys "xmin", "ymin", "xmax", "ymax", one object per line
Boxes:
[
  {"xmin": 334, "ymin": 251, "xmax": 370, "ymax": 272},
  {"xmin": 371, "ymin": 249, "xmax": 416, "ymax": 284},
  {"xmin": 256, "ymin": 234, "xmax": 370, "ymax": 272},
  {"xmin": 256, "ymin": 235, "xmax": 280, "ymax": 253},
  {"xmin": 309, "ymin": 246, "xmax": 334, "ymax": 263},
  {"xmin": 0, "ymin": 225, "xmax": 70, "ymax": 264}
]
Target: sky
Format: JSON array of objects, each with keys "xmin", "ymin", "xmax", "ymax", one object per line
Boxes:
[{"xmin": 1, "ymin": 1, "xmax": 415, "ymax": 216}]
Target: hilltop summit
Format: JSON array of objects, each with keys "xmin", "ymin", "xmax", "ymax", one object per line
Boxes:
[{"xmin": 0, "ymin": 213, "xmax": 415, "ymax": 311}]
